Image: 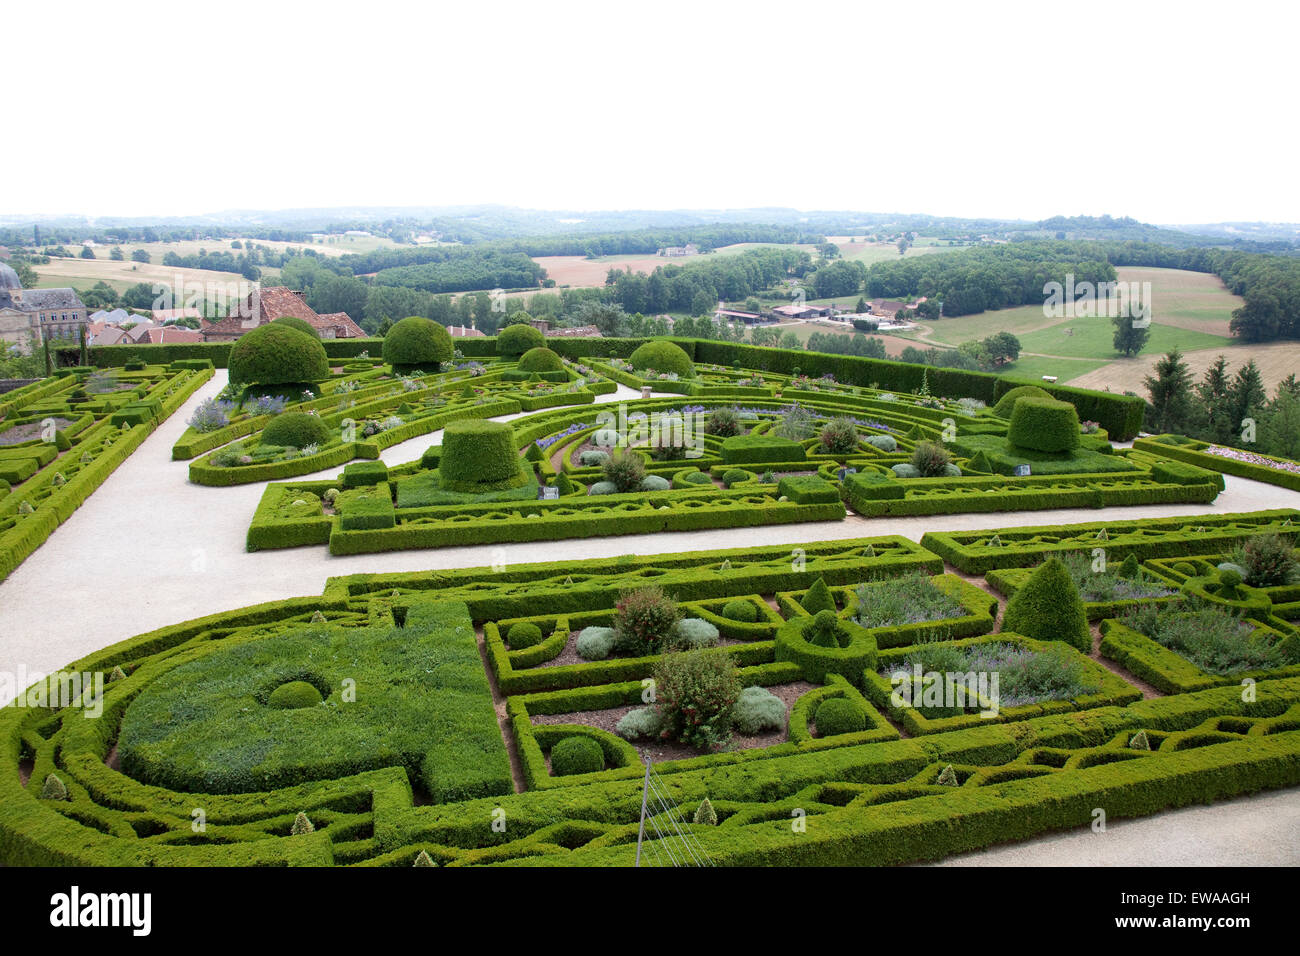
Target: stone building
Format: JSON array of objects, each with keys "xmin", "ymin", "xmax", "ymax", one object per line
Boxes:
[{"xmin": 0, "ymin": 262, "xmax": 88, "ymax": 351}]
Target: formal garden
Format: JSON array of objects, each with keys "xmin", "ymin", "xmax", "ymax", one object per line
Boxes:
[{"xmin": 5, "ymin": 326, "xmax": 1300, "ymax": 866}]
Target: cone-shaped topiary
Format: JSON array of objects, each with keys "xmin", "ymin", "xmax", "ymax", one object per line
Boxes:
[
  {"xmin": 229, "ymin": 323, "xmax": 330, "ymax": 386},
  {"xmin": 800, "ymin": 577, "xmax": 836, "ymax": 615},
  {"xmin": 1129, "ymin": 730, "xmax": 1151, "ymax": 750},
  {"xmin": 525, "ymin": 441, "xmax": 543, "ymax": 462},
  {"xmin": 17, "ymin": 500, "xmax": 34, "ymax": 515},
  {"xmin": 966, "ymin": 450, "xmax": 993, "ymax": 473},
  {"xmin": 496, "ymin": 322, "xmax": 544, "ymax": 357},
  {"xmin": 382, "ymin": 316, "xmax": 453, "ymax": 369},
  {"xmin": 693, "ymin": 798, "xmax": 718, "ymax": 826},
  {"xmin": 1001, "ymin": 557, "xmax": 1091, "ymax": 652},
  {"xmin": 936, "ymin": 764, "xmax": 959, "ymax": 787},
  {"xmin": 108, "ymin": 665, "xmax": 127, "ymax": 682},
  {"xmin": 310, "ymin": 610, "xmax": 326, "ymax": 623},
  {"xmin": 413, "ymin": 849, "xmax": 436, "ymax": 867},
  {"xmin": 628, "ymin": 340, "xmax": 693, "ymax": 378},
  {"xmin": 41, "ymin": 773, "xmax": 69, "ymax": 800},
  {"xmin": 291, "ymin": 811, "xmax": 315, "ymax": 835},
  {"xmin": 517, "ymin": 346, "xmax": 563, "ymax": 373},
  {"xmin": 555, "ymin": 472, "xmax": 574, "ymax": 495},
  {"xmin": 54, "ymin": 429, "xmax": 71, "ymax": 451},
  {"xmin": 1118, "ymin": 554, "xmax": 1142, "ymax": 579},
  {"xmin": 438, "ymin": 419, "xmax": 527, "ymax": 490}
]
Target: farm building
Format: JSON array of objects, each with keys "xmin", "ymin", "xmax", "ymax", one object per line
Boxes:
[
  {"xmin": 714, "ymin": 309, "xmax": 765, "ymax": 324},
  {"xmin": 200, "ymin": 287, "xmax": 365, "ymax": 341},
  {"xmin": 658, "ymin": 243, "xmax": 700, "ymax": 257},
  {"xmin": 771, "ymin": 303, "xmax": 832, "ymax": 320},
  {"xmin": 448, "ymin": 324, "xmax": 486, "ymax": 338}
]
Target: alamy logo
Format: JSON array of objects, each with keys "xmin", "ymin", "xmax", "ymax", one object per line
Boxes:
[
  {"xmin": 592, "ymin": 404, "xmax": 706, "ymax": 456},
  {"xmin": 0, "ymin": 668, "xmax": 103, "ymax": 718},
  {"xmin": 890, "ymin": 665, "xmax": 1000, "ymax": 718},
  {"xmin": 1042, "ymin": 274, "xmax": 1152, "ymax": 327},
  {"xmin": 49, "ymin": 886, "xmax": 151, "ymax": 936}
]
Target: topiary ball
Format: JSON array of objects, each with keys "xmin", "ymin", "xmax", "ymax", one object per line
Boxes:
[
  {"xmin": 815, "ymin": 697, "xmax": 866, "ymax": 736},
  {"xmin": 261, "ymin": 412, "xmax": 332, "ymax": 449},
  {"xmin": 628, "ymin": 340, "xmax": 694, "ymax": 378},
  {"xmin": 517, "ymin": 347, "xmax": 563, "ymax": 372},
  {"xmin": 721, "ymin": 599, "xmax": 758, "ymax": 623},
  {"xmin": 576, "ymin": 626, "xmax": 616, "ymax": 660},
  {"xmin": 229, "ymin": 323, "xmax": 330, "ymax": 386},
  {"xmin": 497, "ymin": 323, "xmax": 545, "ymax": 357},
  {"xmin": 507, "ymin": 622, "xmax": 544, "ymax": 649},
  {"xmin": 268, "ymin": 680, "xmax": 323, "ymax": 709},
  {"xmin": 673, "ymin": 617, "xmax": 720, "ymax": 649},
  {"xmin": 639, "ymin": 475, "xmax": 671, "ymax": 491},
  {"xmin": 550, "ymin": 735, "xmax": 604, "ymax": 776},
  {"xmin": 439, "ymin": 419, "xmax": 525, "ymax": 487},
  {"xmin": 271, "ymin": 315, "xmax": 321, "ymax": 339},
  {"xmin": 587, "ymin": 481, "xmax": 618, "ymax": 495},
  {"xmin": 1007, "ymin": 397, "xmax": 1081, "ymax": 454},
  {"xmin": 382, "ymin": 316, "xmax": 453, "ymax": 369}
]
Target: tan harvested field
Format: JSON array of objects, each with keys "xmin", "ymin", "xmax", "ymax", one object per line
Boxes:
[
  {"xmin": 34, "ymin": 256, "xmax": 261, "ymax": 304},
  {"xmin": 73, "ymin": 235, "xmax": 399, "ymax": 263},
  {"xmin": 534, "ymin": 254, "xmax": 673, "ymax": 288},
  {"xmin": 1068, "ymin": 341, "xmax": 1300, "ymax": 395}
]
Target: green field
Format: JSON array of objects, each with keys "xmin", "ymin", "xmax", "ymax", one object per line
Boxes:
[{"xmin": 1015, "ymin": 318, "xmax": 1230, "ymax": 360}]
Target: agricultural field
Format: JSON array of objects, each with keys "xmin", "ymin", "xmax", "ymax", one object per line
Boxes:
[
  {"xmin": 32, "ymin": 255, "xmax": 263, "ymax": 299},
  {"xmin": 5, "ymin": 325, "xmax": 1300, "ymax": 869}
]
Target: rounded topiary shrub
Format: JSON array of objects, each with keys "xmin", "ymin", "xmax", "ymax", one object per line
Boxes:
[
  {"xmin": 732, "ymin": 686, "xmax": 786, "ymax": 734},
  {"xmin": 229, "ymin": 323, "xmax": 330, "ymax": 386},
  {"xmin": 722, "ymin": 599, "xmax": 758, "ymax": 623},
  {"xmin": 576, "ymin": 626, "xmax": 616, "ymax": 660},
  {"xmin": 382, "ymin": 316, "xmax": 453, "ymax": 369},
  {"xmin": 640, "ymin": 474, "xmax": 671, "ymax": 491},
  {"xmin": 517, "ymin": 346, "xmax": 563, "ymax": 372},
  {"xmin": 629, "ymin": 340, "xmax": 693, "ymax": 378},
  {"xmin": 550, "ymin": 735, "xmax": 604, "ymax": 776},
  {"xmin": 270, "ymin": 315, "xmax": 321, "ymax": 339},
  {"xmin": 268, "ymin": 680, "xmax": 324, "ymax": 709},
  {"xmin": 673, "ymin": 617, "xmax": 720, "ymax": 650},
  {"xmin": 497, "ymin": 323, "xmax": 544, "ymax": 357},
  {"xmin": 1007, "ymin": 397, "xmax": 1081, "ymax": 453},
  {"xmin": 439, "ymin": 419, "xmax": 525, "ymax": 487},
  {"xmin": 261, "ymin": 412, "xmax": 332, "ymax": 449},
  {"xmin": 815, "ymin": 697, "xmax": 866, "ymax": 736},
  {"xmin": 993, "ymin": 384, "xmax": 1054, "ymax": 419},
  {"xmin": 507, "ymin": 622, "xmax": 544, "ymax": 649}
]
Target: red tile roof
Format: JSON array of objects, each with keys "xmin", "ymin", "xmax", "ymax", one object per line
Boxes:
[{"xmin": 200, "ymin": 287, "xmax": 364, "ymax": 340}]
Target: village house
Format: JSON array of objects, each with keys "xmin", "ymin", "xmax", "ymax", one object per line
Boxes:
[{"xmin": 200, "ymin": 286, "xmax": 365, "ymax": 341}]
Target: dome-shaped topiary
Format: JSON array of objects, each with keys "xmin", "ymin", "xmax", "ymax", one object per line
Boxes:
[
  {"xmin": 270, "ymin": 315, "xmax": 321, "ymax": 339},
  {"xmin": 517, "ymin": 346, "xmax": 563, "ymax": 372},
  {"xmin": 1000, "ymin": 556, "xmax": 1090, "ymax": 652},
  {"xmin": 815, "ymin": 697, "xmax": 866, "ymax": 736},
  {"xmin": 629, "ymin": 340, "xmax": 693, "ymax": 378},
  {"xmin": 993, "ymin": 384, "xmax": 1054, "ymax": 419},
  {"xmin": 229, "ymin": 323, "xmax": 330, "ymax": 386},
  {"xmin": 497, "ymin": 322, "xmax": 545, "ymax": 357},
  {"xmin": 722, "ymin": 599, "xmax": 759, "ymax": 623},
  {"xmin": 261, "ymin": 412, "xmax": 332, "ymax": 449},
  {"xmin": 268, "ymin": 680, "xmax": 324, "ymax": 709},
  {"xmin": 382, "ymin": 316, "xmax": 453, "ymax": 369},
  {"xmin": 507, "ymin": 622, "xmax": 544, "ymax": 649},
  {"xmin": 550, "ymin": 735, "xmax": 604, "ymax": 776},
  {"xmin": 438, "ymin": 419, "xmax": 526, "ymax": 489},
  {"xmin": 1007, "ymin": 397, "xmax": 1081, "ymax": 453}
]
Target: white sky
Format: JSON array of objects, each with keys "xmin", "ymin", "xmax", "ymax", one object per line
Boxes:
[{"xmin": 6, "ymin": 0, "xmax": 1297, "ymax": 224}]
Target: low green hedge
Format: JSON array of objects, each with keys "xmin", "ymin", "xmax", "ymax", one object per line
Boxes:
[
  {"xmin": 1133, "ymin": 437, "xmax": 1300, "ymax": 493},
  {"xmin": 721, "ymin": 434, "xmax": 807, "ymax": 464}
]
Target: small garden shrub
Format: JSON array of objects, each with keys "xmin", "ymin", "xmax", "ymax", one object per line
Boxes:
[
  {"xmin": 507, "ymin": 622, "xmax": 545, "ymax": 649},
  {"xmin": 1121, "ymin": 603, "xmax": 1285, "ymax": 675},
  {"xmin": 579, "ymin": 449, "xmax": 609, "ymax": 466},
  {"xmin": 497, "ymin": 323, "xmax": 545, "ymax": 357},
  {"xmin": 1001, "ymin": 557, "xmax": 1091, "ymax": 652},
  {"xmin": 704, "ymin": 406, "xmax": 742, "ymax": 437},
  {"xmin": 261, "ymin": 412, "xmax": 332, "ymax": 450},
  {"xmin": 893, "ymin": 641, "xmax": 1098, "ymax": 709},
  {"xmin": 693, "ymin": 798, "xmax": 718, "ymax": 826},
  {"xmin": 614, "ymin": 586, "xmax": 682, "ymax": 654},
  {"xmin": 382, "ymin": 316, "xmax": 453, "ymax": 369},
  {"xmin": 615, "ymin": 706, "xmax": 663, "ymax": 741},
  {"xmin": 602, "ymin": 448, "xmax": 646, "ymax": 493},
  {"xmin": 268, "ymin": 680, "xmax": 323, "ymax": 709},
  {"xmin": 629, "ymin": 340, "xmax": 693, "ymax": 378},
  {"xmin": 651, "ymin": 649, "xmax": 741, "ymax": 750},
  {"xmin": 1235, "ymin": 534, "xmax": 1298, "ymax": 587},
  {"xmin": 815, "ymin": 697, "xmax": 866, "ymax": 736},
  {"xmin": 910, "ymin": 440, "xmax": 952, "ymax": 477},
  {"xmin": 722, "ymin": 468, "xmax": 751, "ymax": 488},
  {"xmin": 771, "ymin": 403, "xmax": 815, "ymax": 441},
  {"xmin": 803, "ymin": 610, "xmax": 850, "ymax": 648},
  {"xmin": 1007, "ymin": 397, "xmax": 1081, "ymax": 453},
  {"xmin": 1056, "ymin": 552, "xmax": 1176, "ymax": 602},
  {"xmin": 576, "ymin": 626, "xmax": 616, "ymax": 660},
  {"xmin": 640, "ymin": 474, "xmax": 671, "ymax": 491},
  {"xmin": 588, "ymin": 481, "xmax": 618, "ymax": 495},
  {"xmin": 801, "ymin": 577, "xmax": 836, "ymax": 615},
  {"xmin": 550, "ymin": 736, "xmax": 604, "ymax": 776},
  {"xmin": 517, "ymin": 347, "xmax": 563, "ymax": 373},
  {"xmin": 722, "ymin": 599, "xmax": 759, "ymax": 623},
  {"xmin": 672, "ymin": 617, "xmax": 720, "ymax": 650},
  {"xmin": 864, "ymin": 434, "xmax": 897, "ymax": 452},
  {"xmin": 732, "ymin": 686, "xmax": 786, "ymax": 734},
  {"xmin": 819, "ymin": 416, "xmax": 859, "ymax": 455}
]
